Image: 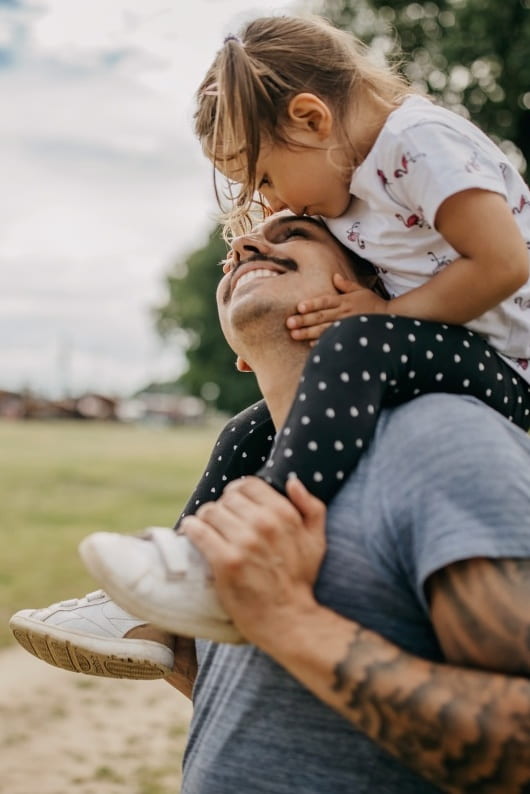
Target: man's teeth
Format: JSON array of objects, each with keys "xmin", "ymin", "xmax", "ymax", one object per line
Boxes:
[{"xmin": 235, "ymin": 269, "xmax": 280, "ymax": 289}]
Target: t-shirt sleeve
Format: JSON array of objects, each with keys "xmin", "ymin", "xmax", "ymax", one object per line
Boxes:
[
  {"xmin": 365, "ymin": 396, "xmax": 530, "ymax": 615},
  {"xmin": 377, "ymin": 122, "xmax": 508, "ymax": 228}
]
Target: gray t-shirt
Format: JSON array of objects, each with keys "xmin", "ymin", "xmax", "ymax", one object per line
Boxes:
[{"xmin": 182, "ymin": 395, "xmax": 530, "ymax": 794}]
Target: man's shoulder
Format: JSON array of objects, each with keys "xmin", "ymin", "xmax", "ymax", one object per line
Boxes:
[
  {"xmin": 357, "ymin": 395, "xmax": 530, "ymax": 614},
  {"xmin": 381, "ymin": 393, "xmax": 526, "ymax": 436},
  {"xmin": 372, "ymin": 395, "xmax": 530, "ymax": 481}
]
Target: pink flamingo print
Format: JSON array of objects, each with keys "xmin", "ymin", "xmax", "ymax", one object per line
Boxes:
[
  {"xmin": 346, "ymin": 221, "xmax": 366, "ymax": 249},
  {"xmin": 513, "ymin": 195, "xmax": 530, "ymax": 215}
]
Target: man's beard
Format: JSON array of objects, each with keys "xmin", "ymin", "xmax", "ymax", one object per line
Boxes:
[
  {"xmin": 223, "ymin": 291, "xmax": 294, "ymax": 366},
  {"xmin": 230, "ymin": 294, "xmax": 285, "ymax": 334}
]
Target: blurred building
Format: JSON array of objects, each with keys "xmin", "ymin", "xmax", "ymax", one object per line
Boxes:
[{"xmin": 0, "ymin": 389, "xmax": 205, "ymax": 425}]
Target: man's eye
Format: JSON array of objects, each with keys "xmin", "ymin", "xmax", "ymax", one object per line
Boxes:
[{"xmin": 282, "ymin": 228, "xmax": 308, "ymax": 240}]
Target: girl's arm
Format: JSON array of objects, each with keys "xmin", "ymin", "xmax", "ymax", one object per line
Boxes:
[
  {"xmin": 287, "ymin": 188, "xmax": 529, "ymax": 340},
  {"xmin": 387, "ymin": 188, "xmax": 528, "ymax": 323}
]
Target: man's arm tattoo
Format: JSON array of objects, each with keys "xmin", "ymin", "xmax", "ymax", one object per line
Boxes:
[
  {"xmin": 331, "ymin": 624, "xmax": 530, "ymax": 793},
  {"xmin": 430, "ymin": 558, "xmax": 530, "ymax": 674}
]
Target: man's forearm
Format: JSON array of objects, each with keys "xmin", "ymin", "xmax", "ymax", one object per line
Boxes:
[
  {"xmin": 260, "ymin": 603, "xmax": 530, "ymax": 794},
  {"xmin": 183, "ymin": 477, "xmax": 530, "ymax": 791}
]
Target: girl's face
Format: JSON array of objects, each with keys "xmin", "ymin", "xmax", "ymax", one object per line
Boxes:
[{"xmin": 255, "ymin": 134, "xmax": 352, "ymax": 219}]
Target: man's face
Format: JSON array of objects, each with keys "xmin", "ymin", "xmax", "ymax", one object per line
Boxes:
[{"xmin": 216, "ymin": 212, "xmax": 357, "ymax": 353}]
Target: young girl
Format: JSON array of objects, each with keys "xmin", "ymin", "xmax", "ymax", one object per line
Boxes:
[
  {"xmin": 188, "ymin": 13, "xmax": 530, "ymax": 504},
  {"xmin": 11, "ymin": 15, "xmax": 530, "ymax": 660}
]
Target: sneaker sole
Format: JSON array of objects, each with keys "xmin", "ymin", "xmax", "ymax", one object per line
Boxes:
[
  {"xmin": 9, "ymin": 615, "xmax": 174, "ymax": 680},
  {"xmin": 80, "ymin": 538, "xmax": 244, "ymax": 644}
]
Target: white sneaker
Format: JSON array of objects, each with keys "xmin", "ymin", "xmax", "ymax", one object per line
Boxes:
[
  {"xmin": 79, "ymin": 527, "xmax": 244, "ymax": 644},
  {"xmin": 9, "ymin": 590, "xmax": 175, "ymax": 679}
]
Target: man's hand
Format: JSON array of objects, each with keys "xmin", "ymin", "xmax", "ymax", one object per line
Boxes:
[
  {"xmin": 286, "ymin": 273, "xmax": 389, "ymax": 343},
  {"xmin": 180, "ymin": 476, "xmax": 327, "ymax": 649}
]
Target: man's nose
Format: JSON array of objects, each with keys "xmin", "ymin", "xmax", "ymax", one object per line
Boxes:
[{"xmin": 230, "ymin": 233, "xmax": 270, "ymax": 264}]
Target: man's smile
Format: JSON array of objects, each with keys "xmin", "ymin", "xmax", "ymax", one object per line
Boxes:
[
  {"xmin": 223, "ymin": 253, "xmax": 298, "ymax": 303},
  {"xmin": 234, "ymin": 268, "xmax": 281, "ymax": 292}
]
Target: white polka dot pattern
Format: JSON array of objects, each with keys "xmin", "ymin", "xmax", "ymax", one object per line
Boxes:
[{"xmin": 179, "ymin": 316, "xmax": 530, "ymax": 523}]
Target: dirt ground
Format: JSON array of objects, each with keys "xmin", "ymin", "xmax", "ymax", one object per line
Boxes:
[{"xmin": 0, "ymin": 644, "xmax": 192, "ymax": 794}]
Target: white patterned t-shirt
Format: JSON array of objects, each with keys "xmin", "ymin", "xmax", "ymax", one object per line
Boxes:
[{"xmin": 324, "ymin": 95, "xmax": 530, "ymax": 384}]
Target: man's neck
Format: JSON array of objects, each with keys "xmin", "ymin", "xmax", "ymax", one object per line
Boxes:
[{"xmin": 251, "ymin": 343, "xmax": 308, "ymax": 430}]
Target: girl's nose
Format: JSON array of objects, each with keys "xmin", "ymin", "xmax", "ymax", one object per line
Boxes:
[
  {"xmin": 267, "ymin": 196, "xmax": 288, "ymax": 213},
  {"xmin": 259, "ymin": 183, "xmax": 287, "ymax": 214}
]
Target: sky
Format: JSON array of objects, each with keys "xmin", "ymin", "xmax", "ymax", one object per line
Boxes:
[{"xmin": 0, "ymin": 0, "xmax": 303, "ymax": 398}]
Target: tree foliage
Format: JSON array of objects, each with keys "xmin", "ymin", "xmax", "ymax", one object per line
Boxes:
[
  {"xmin": 319, "ymin": 0, "xmax": 530, "ymax": 176},
  {"xmin": 155, "ymin": 227, "xmax": 261, "ymax": 414}
]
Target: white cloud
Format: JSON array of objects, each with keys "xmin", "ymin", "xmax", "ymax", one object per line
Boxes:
[{"xmin": 1, "ymin": 0, "xmax": 296, "ymax": 397}]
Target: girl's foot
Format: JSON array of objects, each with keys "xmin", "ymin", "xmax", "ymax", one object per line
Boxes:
[
  {"xmin": 79, "ymin": 528, "xmax": 244, "ymax": 644},
  {"xmin": 9, "ymin": 590, "xmax": 175, "ymax": 679}
]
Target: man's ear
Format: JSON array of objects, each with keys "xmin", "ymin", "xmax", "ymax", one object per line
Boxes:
[
  {"xmin": 236, "ymin": 356, "xmax": 253, "ymax": 372},
  {"xmin": 287, "ymin": 93, "xmax": 334, "ymax": 140}
]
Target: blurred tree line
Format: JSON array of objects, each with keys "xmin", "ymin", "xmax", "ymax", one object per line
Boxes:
[
  {"xmin": 154, "ymin": 0, "xmax": 529, "ymax": 414},
  {"xmin": 155, "ymin": 227, "xmax": 261, "ymax": 415}
]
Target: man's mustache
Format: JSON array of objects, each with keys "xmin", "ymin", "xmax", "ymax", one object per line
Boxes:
[{"xmin": 222, "ymin": 253, "xmax": 298, "ymax": 303}]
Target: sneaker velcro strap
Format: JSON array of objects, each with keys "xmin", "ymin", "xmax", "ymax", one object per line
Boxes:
[{"xmin": 143, "ymin": 527, "xmax": 191, "ymax": 579}]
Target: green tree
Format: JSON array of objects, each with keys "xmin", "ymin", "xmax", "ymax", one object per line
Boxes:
[
  {"xmin": 319, "ymin": 0, "xmax": 530, "ymax": 176},
  {"xmin": 155, "ymin": 227, "xmax": 262, "ymax": 415}
]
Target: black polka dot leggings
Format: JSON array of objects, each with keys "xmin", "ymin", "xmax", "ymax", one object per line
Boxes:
[
  {"xmin": 177, "ymin": 315, "xmax": 530, "ymax": 523},
  {"xmin": 176, "ymin": 399, "xmax": 274, "ymax": 526}
]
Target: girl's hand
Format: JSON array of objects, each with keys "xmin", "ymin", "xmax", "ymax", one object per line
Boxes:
[{"xmin": 286, "ymin": 273, "xmax": 389, "ymax": 342}]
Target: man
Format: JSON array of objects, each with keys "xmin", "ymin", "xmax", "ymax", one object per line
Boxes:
[
  {"xmin": 12, "ymin": 213, "xmax": 530, "ymax": 791},
  {"xmin": 84, "ymin": 213, "xmax": 530, "ymax": 792}
]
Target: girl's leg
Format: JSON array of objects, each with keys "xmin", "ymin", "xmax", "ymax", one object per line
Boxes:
[
  {"xmin": 257, "ymin": 314, "xmax": 530, "ymax": 503},
  {"xmin": 175, "ymin": 399, "xmax": 274, "ymax": 527}
]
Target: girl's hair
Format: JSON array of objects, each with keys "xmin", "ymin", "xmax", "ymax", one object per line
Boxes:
[{"xmin": 194, "ymin": 15, "xmax": 412, "ymax": 238}]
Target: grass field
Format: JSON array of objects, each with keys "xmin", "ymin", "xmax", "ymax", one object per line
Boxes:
[{"xmin": 0, "ymin": 418, "xmax": 223, "ymax": 648}]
